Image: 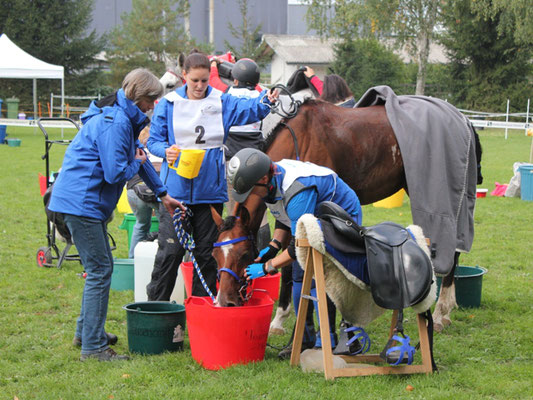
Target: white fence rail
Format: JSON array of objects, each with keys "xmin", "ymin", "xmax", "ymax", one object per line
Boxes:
[{"xmin": 460, "ymin": 98, "xmax": 532, "ymax": 139}]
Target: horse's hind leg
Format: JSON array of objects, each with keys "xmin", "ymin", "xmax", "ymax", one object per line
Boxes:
[
  {"xmin": 433, "ymin": 252, "xmax": 459, "ymax": 332},
  {"xmin": 270, "ymin": 264, "xmax": 293, "ymax": 335}
]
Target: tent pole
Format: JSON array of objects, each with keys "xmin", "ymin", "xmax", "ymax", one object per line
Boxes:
[
  {"xmin": 61, "ymin": 78, "xmax": 65, "ymax": 117},
  {"xmin": 33, "ymin": 79, "xmax": 37, "ymax": 120}
]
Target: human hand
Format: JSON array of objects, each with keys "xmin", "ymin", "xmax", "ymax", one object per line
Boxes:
[
  {"xmin": 267, "ymin": 88, "xmax": 279, "ymax": 103},
  {"xmin": 245, "ymin": 263, "xmax": 266, "ymax": 280},
  {"xmin": 165, "ymin": 145, "xmax": 180, "ymax": 166},
  {"xmin": 303, "ymin": 66, "xmax": 314, "ymax": 78},
  {"xmin": 135, "ymin": 148, "xmax": 147, "ymax": 164},
  {"xmin": 255, "ymin": 243, "xmax": 280, "ymax": 263},
  {"xmin": 160, "ymin": 194, "xmax": 186, "ymax": 216}
]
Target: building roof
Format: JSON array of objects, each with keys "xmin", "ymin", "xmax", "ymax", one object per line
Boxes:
[{"xmin": 261, "ymin": 34, "xmax": 340, "ymax": 65}]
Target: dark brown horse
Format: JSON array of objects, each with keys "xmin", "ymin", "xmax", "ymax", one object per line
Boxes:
[{"xmin": 212, "ymin": 98, "xmax": 481, "ymax": 333}]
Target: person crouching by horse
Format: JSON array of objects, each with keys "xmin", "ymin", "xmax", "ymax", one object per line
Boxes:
[
  {"xmin": 303, "ymin": 66, "xmax": 355, "ymax": 108},
  {"xmin": 227, "ymin": 148, "xmax": 365, "ymax": 358},
  {"xmin": 145, "ymin": 51, "xmax": 279, "ymax": 301},
  {"xmin": 48, "ymin": 68, "xmax": 185, "ymax": 361}
]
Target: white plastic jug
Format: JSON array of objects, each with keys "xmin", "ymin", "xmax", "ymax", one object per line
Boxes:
[{"xmin": 134, "ymin": 241, "xmax": 185, "ymax": 304}]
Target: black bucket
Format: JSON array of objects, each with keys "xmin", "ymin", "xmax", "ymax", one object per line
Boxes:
[{"xmin": 123, "ymin": 301, "xmax": 186, "ymax": 355}]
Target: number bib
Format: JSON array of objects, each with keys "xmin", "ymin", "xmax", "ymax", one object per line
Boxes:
[{"xmin": 165, "ymin": 88, "xmax": 225, "ymax": 149}]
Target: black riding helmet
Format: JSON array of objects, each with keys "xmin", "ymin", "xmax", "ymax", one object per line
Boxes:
[
  {"xmin": 228, "ymin": 148, "xmax": 272, "ymax": 203},
  {"xmin": 231, "ymin": 58, "xmax": 260, "ymax": 87}
]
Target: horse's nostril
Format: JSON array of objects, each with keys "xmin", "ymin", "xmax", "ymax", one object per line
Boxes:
[{"xmin": 226, "ymin": 302, "xmax": 236, "ymax": 308}]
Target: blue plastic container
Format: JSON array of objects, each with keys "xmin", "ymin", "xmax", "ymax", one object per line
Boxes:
[
  {"xmin": 519, "ymin": 165, "xmax": 533, "ymax": 201},
  {"xmin": 0, "ymin": 125, "xmax": 6, "ymax": 144}
]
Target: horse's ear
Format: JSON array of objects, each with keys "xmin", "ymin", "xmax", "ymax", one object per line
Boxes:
[
  {"xmin": 231, "ymin": 202, "xmax": 240, "ymax": 217},
  {"xmin": 239, "ymin": 206, "xmax": 251, "ymax": 227},
  {"xmin": 210, "ymin": 205, "xmax": 223, "ymax": 227},
  {"xmin": 178, "ymin": 53, "xmax": 185, "ymax": 70}
]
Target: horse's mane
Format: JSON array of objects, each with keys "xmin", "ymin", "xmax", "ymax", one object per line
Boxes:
[{"xmin": 261, "ymin": 98, "xmax": 320, "ymax": 153}]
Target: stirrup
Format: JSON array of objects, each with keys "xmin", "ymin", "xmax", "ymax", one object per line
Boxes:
[
  {"xmin": 380, "ymin": 334, "xmax": 416, "ymax": 365},
  {"xmin": 340, "ymin": 326, "xmax": 370, "ymax": 355}
]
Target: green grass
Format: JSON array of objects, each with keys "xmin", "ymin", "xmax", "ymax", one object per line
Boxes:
[{"xmin": 0, "ymin": 125, "xmax": 532, "ymax": 399}]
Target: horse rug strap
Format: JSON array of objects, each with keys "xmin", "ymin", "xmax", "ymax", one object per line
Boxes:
[
  {"xmin": 316, "ymin": 201, "xmax": 432, "ymax": 310},
  {"xmin": 363, "ymin": 222, "xmax": 432, "ymax": 310}
]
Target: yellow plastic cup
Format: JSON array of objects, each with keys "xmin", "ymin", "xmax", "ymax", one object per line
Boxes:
[
  {"xmin": 169, "ymin": 149, "xmax": 206, "ymax": 179},
  {"xmin": 373, "ymin": 189, "xmax": 406, "ymax": 208}
]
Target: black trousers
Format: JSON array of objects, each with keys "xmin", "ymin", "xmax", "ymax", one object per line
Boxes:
[{"xmin": 146, "ymin": 203, "xmax": 223, "ymax": 301}]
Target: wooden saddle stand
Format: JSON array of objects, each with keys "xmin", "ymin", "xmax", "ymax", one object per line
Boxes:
[{"xmin": 290, "ymin": 238, "xmax": 434, "ymax": 380}]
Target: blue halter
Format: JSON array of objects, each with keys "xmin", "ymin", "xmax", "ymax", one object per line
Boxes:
[
  {"xmin": 213, "ymin": 236, "xmax": 252, "ymax": 247},
  {"xmin": 213, "ymin": 235, "xmax": 253, "ymax": 284}
]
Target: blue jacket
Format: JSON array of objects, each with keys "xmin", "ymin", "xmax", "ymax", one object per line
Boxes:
[
  {"xmin": 49, "ymin": 89, "xmax": 166, "ymax": 221},
  {"xmin": 272, "ymin": 163, "xmax": 362, "ymax": 234},
  {"xmin": 148, "ymin": 85, "xmax": 272, "ymax": 204}
]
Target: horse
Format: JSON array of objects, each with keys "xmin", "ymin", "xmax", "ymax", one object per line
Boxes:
[
  {"xmin": 212, "ymin": 95, "xmax": 482, "ymax": 336},
  {"xmin": 159, "ymin": 53, "xmax": 185, "ymax": 95}
]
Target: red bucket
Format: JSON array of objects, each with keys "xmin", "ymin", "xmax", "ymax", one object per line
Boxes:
[
  {"xmin": 250, "ymin": 273, "xmax": 280, "ymax": 301},
  {"xmin": 180, "ymin": 262, "xmax": 193, "ymax": 298},
  {"xmin": 185, "ymin": 290, "xmax": 274, "ymax": 370},
  {"xmin": 181, "ymin": 261, "xmax": 219, "ymax": 298}
]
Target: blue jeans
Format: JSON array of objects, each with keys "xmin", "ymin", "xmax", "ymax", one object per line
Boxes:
[
  {"xmin": 127, "ymin": 189, "xmax": 160, "ymax": 258},
  {"xmin": 63, "ymin": 214, "xmax": 113, "ymax": 355}
]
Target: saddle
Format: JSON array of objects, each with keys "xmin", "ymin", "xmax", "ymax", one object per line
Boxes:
[{"xmin": 317, "ymin": 201, "xmax": 433, "ymax": 310}]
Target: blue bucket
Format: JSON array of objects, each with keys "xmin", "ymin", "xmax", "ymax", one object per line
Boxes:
[{"xmin": 519, "ymin": 165, "xmax": 533, "ymax": 201}]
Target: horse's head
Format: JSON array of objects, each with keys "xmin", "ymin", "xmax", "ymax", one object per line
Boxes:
[
  {"xmin": 160, "ymin": 53, "xmax": 185, "ymax": 95},
  {"xmin": 211, "ymin": 205, "xmax": 258, "ymax": 307}
]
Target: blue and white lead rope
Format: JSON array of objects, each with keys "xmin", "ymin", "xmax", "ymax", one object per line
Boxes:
[{"xmin": 173, "ymin": 207, "xmax": 216, "ymax": 301}]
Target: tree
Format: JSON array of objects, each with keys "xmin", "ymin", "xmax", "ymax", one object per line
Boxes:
[
  {"xmin": 0, "ymin": 0, "xmax": 106, "ymax": 106},
  {"xmin": 304, "ymin": 0, "xmax": 441, "ymax": 95},
  {"xmin": 331, "ymin": 39, "xmax": 406, "ymax": 99},
  {"xmin": 441, "ymin": 0, "xmax": 532, "ymax": 111},
  {"xmin": 107, "ymin": 0, "xmax": 207, "ymax": 88},
  {"xmin": 223, "ymin": 0, "xmax": 269, "ymax": 66}
]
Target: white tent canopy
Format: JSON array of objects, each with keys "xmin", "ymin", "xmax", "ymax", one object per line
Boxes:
[{"xmin": 0, "ymin": 33, "xmax": 64, "ymax": 117}]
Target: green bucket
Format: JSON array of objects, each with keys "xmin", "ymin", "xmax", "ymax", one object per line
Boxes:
[
  {"xmin": 436, "ymin": 265, "xmax": 487, "ymax": 308},
  {"xmin": 123, "ymin": 301, "xmax": 186, "ymax": 354},
  {"xmin": 118, "ymin": 213, "xmax": 159, "ymax": 248},
  {"xmin": 111, "ymin": 258, "xmax": 134, "ymax": 291}
]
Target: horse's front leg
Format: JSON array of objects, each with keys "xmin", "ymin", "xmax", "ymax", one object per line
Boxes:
[
  {"xmin": 433, "ymin": 252, "xmax": 459, "ymax": 332},
  {"xmin": 269, "ymin": 264, "xmax": 293, "ymax": 335}
]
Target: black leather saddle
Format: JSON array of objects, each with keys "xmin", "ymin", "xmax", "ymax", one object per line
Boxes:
[{"xmin": 317, "ymin": 201, "xmax": 433, "ymax": 310}]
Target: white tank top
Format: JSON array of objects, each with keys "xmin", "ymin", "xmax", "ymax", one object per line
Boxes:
[
  {"xmin": 164, "ymin": 88, "xmax": 225, "ymax": 149},
  {"xmin": 226, "ymin": 87, "xmax": 261, "ymax": 133}
]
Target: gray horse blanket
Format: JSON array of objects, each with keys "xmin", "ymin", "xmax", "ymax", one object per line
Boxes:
[{"xmin": 355, "ymin": 86, "xmax": 477, "ymax": 276}]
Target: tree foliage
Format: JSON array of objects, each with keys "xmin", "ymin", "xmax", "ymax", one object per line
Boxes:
[
  {"xmin": 304, "ymin": 0, "xmax": 440, "ymax": 95},
  {"xmin": 331, "ymin": 39, "xmax": 406, "ymax": 100},
  {"xmin": 441, "ymin": 0, "xmax": 532, "ymax": 112},
  {"xmin": 107, "ymin": 0, "xmax": 207, "ymax": 88},
  {"xmin": 223, "ymin": 0, "xmax": 269, "ymax": 66},
  {"xmin": 0, "ymin": 0, "xmax": 106, "ymax": 105}
]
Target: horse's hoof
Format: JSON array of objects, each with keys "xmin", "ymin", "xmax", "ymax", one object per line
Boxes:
[
  {"xmin": 442, "ymin": 317, "xmax": 452, "ymax": 328},
  {"xmin": 269, "ymin": 327, "xmax": 285, "ymax": 336}
]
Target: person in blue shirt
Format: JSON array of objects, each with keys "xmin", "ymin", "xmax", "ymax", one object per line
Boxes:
[
  {"xmin": 227, "ymin": 148, "xmax": 365, "ymax": 358},
  {"xmin": 146, "ymin": 51, "xmax": 278, "ymax": 300},
  {"xmin": 49, "ymin": 68, "xmax": 184, "ymax": 361}
]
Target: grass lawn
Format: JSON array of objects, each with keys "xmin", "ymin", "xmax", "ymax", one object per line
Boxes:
[{"xmin": 0, "ymin": 124, "xmax": 532, "ymax": 399}]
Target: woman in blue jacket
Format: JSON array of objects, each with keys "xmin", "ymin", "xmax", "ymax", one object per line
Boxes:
[
  {"xmin": 49, "ymin": 69, "xmax": 184, "ymax": 361},
  {"xmin": 146, "ymin": 51, "xmax": 278, "ymax": 300}
]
